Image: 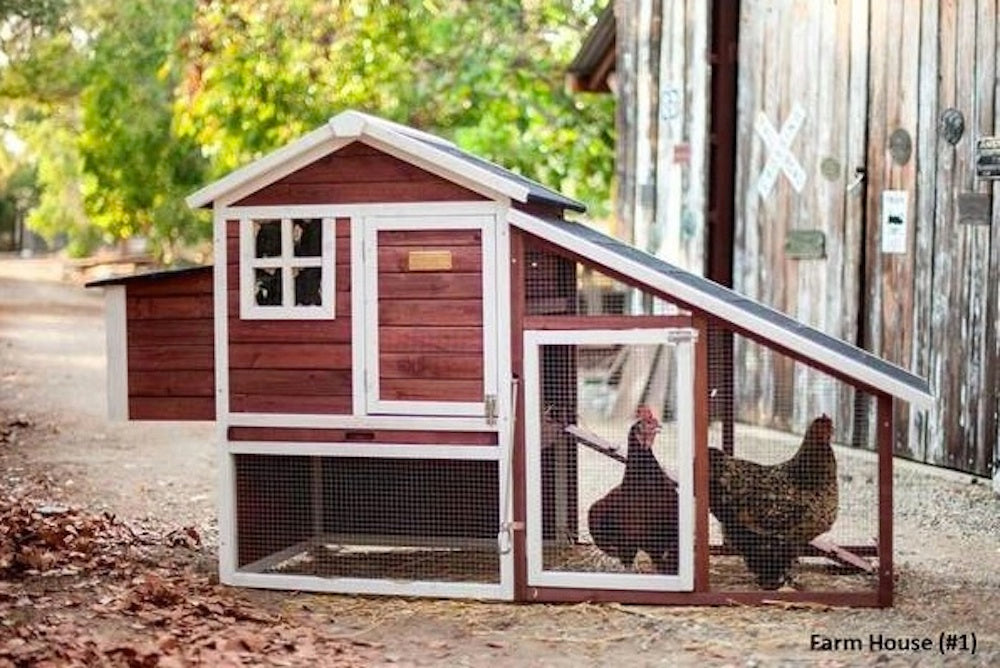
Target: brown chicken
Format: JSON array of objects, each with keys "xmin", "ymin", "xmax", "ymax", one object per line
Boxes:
[
  {"xmin": 588, "ymin": 406, "xmax": 679, "ymax": 573},
  {"xmin": 708, "ymin": 414, "xmax": 838, "ymax": 589}
]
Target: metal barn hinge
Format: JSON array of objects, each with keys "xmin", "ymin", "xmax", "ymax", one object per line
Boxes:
[{"xmin": 485, "ymin": 394, "xmax": 498, "ymax": 426}]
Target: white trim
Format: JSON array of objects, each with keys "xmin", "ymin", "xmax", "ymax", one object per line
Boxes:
[
  {"xmin": 351, "ymin": 216, "xmax": 367, "ymax": 416},
  {"xmin": 186, "ymin": 109, "xmax": 544, "ymax": 212},
  {"xmin": 238, "ymin": 216, "xmax": 336, "ymax": 320},
  {"xmin": 221, "ymin": 201, "xmax": 501, "ymax": 220},
  {"xmin": 214, "ymin": 208, "xmax": 236, "ymax": 583},
  {"xmin": 494, "ymin": 202, "xmax": 515, "ymax": 600},
  {"xmin": 227, "ymin": 440, "xmax": 500, "ymax": 461},
  {"xmin": 508, "ymin": 209, "xmax": 934, "ymax": 409},
  {"xmin": 362, "ymin": 123, "xmax": 530, "ymax": 202},
  {"xmin": 187, "ymin": 128, "xmax": 345, "ymax": 209},
  {"xmin": 103, "ymin": 286, "xmax": 129, "ymax": 421},
  {"xmin": 227, "ymin": 571, "xmax": 505, "ymax": 600},
  {"xmin": 224, "ymin": 412, "xmax": 496, "ymax": 431},
  {"xmin": 362, "ymin": 212, "xmax": 498, "ymax": 421},
  {"xmin": 523, "ymin": 328, "xmax": 695, "ymax": 592}
]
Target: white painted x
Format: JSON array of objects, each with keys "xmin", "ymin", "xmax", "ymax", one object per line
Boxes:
[{"xmin": 755, "ymin": 104, "xmax": 807, "ymax": 200}]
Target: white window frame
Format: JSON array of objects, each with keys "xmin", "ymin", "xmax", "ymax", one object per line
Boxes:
[
  {"xmin": 239, "ymin": 216, "xmax": 336, "ymax": 319},
  {"xmin": 523, "ymin": 327, "xmax": 697, "ymax": 592}
]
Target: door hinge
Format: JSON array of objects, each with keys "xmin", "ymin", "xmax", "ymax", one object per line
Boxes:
[{"xmin": 485, "ymin": 394, "xmax": 498, "ymax": 426}]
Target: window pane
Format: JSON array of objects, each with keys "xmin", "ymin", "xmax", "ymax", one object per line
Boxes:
[
  {"xmin": 255, "ymin": 268, "xmax": 282, "ymax": 306},
  {"xmin": 294, "ymin": 267, "xmax": 322, "ymax": 306},
  {"xmin": 254, "ymin": 220, "xmax": 282, "ymax": 258},
  {"xmin": 293, "ymin": 218, "xmax": 322, "ymax": 257}
]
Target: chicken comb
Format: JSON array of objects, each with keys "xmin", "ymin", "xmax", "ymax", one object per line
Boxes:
[{"xmin": 635, "ymin": 404, "xmax": 659, "ymax": 424}]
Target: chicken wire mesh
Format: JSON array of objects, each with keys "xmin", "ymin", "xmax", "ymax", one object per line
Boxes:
[
  {"xmin": 523, "ymin": 241, "xmax": 881, "ymax": 594},
  {"xmin": 535, "ymin": 343, "xmax": 683, "ymax": 576},
  {"xmin": 233, "ymin": 454, "xmax": 501, "ymax": 584},
  {"xmin": 707, "ymin": 328, "xmax": 880, "ymax": 592}
]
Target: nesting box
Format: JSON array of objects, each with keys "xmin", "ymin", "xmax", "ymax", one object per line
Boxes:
[{"xmin": 89, "ymin": 110, "xmax": 931, "ymax": 606}]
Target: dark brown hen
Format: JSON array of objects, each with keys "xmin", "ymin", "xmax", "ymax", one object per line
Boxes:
[
  {"xmin": 588, "ymin": 406, "xmax": 679, "ymax": 573},
  {"xmin": 708, "ymin": 414, "xmax": 838, "ymax": 589}
]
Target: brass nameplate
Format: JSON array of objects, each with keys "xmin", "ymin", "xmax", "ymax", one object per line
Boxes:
[{"xmin": 407, "ymin": 250, "xmax": 453, "ymax": 271}]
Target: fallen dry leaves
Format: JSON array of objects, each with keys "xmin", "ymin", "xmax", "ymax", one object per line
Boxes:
[{"xmin": 0, "ymin": 488, "xmax": 378, "ymax": 667}]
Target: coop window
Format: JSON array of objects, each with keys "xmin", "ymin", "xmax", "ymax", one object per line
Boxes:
[{"xmin": 239, "ymin": 217, "xmax": 335, "ymax": 319}]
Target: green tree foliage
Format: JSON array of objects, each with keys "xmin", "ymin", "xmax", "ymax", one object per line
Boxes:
[
  {"xmin": 6, "ymin": 0, "xmax": 612, "ymax": 258},
  {"xmin": 77, "ymin": 0, "xmax": 209, "ymax": 259},
  {"xmin": 177, "ymin": 0, "xmax": 614, "ymax": 215}
]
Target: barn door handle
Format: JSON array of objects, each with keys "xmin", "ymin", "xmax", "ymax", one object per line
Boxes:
[{"xmin": 847, "ymin": 167, "xmax": 866, "ymax": 193}]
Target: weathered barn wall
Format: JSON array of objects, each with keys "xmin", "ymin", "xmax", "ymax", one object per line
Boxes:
[
  {"xmin": 732, "ymin": 0, "xmax": 998, "ymax": 477},
  {"xmin": 615, "ymin": 0, "xmax": 709, "ymax": 274}
]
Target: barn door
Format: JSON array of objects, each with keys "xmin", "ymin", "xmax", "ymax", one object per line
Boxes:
[
  {"xmin": 732, "ymin": 0, "xmax": 870, "ymax": 435},
  {"xmin": 362, "ymin": 213, "xmax": 497, "ymax": 420},
  {"xmin": 522, "ymin": 328, "xmax": 695, "ymax": 593}
]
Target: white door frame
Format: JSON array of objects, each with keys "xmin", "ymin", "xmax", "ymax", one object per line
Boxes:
[
  {"xmin": 362, "ymin": 213, "xmax": 498, "ymax": 419},
  {"xmin": 523, "ymin": 328, "xmax": 696, "ymax": 592}
]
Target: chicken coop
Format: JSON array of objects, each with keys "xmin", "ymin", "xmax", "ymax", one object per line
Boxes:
[{"xmin": 89, "ymin": 110, "xmax": 932, "ymax": 607}]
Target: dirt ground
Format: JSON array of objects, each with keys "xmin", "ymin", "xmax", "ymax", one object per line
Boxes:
[{"xmin": 1, "ymin": 257, "xmax": 999, "ymax": 666}]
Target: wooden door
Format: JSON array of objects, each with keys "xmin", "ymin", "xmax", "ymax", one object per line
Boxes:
[
  {"xmin": 363, "ymin": 214, "xmax": 497, "ymax": 419},
  {"xmin": 732, "ymin": 0, "xmax": 870, "ymax": 436}
]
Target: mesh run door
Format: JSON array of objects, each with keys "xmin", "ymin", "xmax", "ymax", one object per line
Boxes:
[{"xmin": 523, "ymin": 328, "xmax": 696, "ymax": 592}]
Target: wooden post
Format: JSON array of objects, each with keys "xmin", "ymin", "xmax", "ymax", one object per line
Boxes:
[
  {"xmin": 510, "ymin": 230, "xmax": 528, "ymax": 601},
  {"xmin": 693, "ymin": 315, "xmax": 710, "ymax": 591},
  {"xmin": 877, "ymin": 392, "xmax": 894, "ymax": 607}
]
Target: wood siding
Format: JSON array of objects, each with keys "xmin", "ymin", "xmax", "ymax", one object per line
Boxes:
[
  {"xmin": 376, "ymin": 228, "xmax": 485, "ymax": 402},
  {"xmin": 732, "ymin": 0, "xmax": 868, "ymax": 442},
  {"xmin": 615, "ymin": 0, "xmax": 709, "ymax": 273},
  {"xmin": 729, "ymin": 0, "xmax": 997, "ymax": 476},
  {"xmin": 234, "ymin": 142, "xmax": 484, "ymax": 206},
  {"xmin": 228, "ymin": 218, "xmax": 353, "ymax": 414},
  {"xmin": 125, "ymin": 268, "xmax": 215, "ymax": 420}
]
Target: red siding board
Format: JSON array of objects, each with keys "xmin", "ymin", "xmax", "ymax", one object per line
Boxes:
[
  {"xmin": 127, "ymin": 295, "xmax": 214, "ymax": 320},
  {"xmin": 228, "ymin": 426, "xmax": 498, "ymax": 445},
  {"xmin": 128, "ymin": 370, "xmax": 214, "ymax": 397},
  {"xmin": 376, "ymin": 273, "xmax": 482, "ymax": 300},
  {"xmin": 378, "ymin": 327, "xmax": 484, "ymax": 353},
  {"xmin": 229, "ymin": 369, "xmax": 352, "ymax": 397},
  {"xmin": 380, "ymin": 379, "xmax": 483, "ymax": 401},
  {"xmin": 229, "ymin": 394, "xmax": 352, "ymax": 414},
  {"xmin": 379, "ymin": 353, "xmax": 483, "ymax": 380},
  {"xmin": 228, "ymin": 318, "xmax": 352, "ymax": 343},
  {"xmin": 230, "ymin": 343, "xmax": 352, "ymax": 370},
  {"xmin": 378, "ymin": 230, "xmax": 480, "ymax": 246},
  {"xmin": 378, "ymin": 299, "xmax": 482, "ymax": 326},
  {"xmin": 129, "ymin": 345, "xmax": 214, "ymax": 371},
  {"xmin": 232, "ymin": 147, "xmax": 484, "ymax": 206},
  {"xmin": 129, "ymin": 397, "xmax": 215, "ymax": 420},
  {"xmin": 128, "ymin": 319, "xmax": 214, "ymax": 346},
  {"xmin": 377, "ymin": 246, "xmax": 482, "ymax": 273}
]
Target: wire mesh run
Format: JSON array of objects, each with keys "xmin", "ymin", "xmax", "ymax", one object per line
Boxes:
[
  {"xmin": 707, "ymin": 327, "xmax": 880, "ymax": 592},
  {"xmin": 535, "ymin": 343, "xmax": 684, "ymax": 577},
  {"xmin": 234, "ymin": 455, "xmax": 501, "ymax": 584}
]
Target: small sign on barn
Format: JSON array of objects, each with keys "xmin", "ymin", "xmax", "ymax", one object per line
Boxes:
[
  {"xmin": 975, "ymin": 136, "xmax": 1000, "ymax": 179},
  {"xmin": 88, "ymin": 110, "xmax": 931, "ymax": 608}
]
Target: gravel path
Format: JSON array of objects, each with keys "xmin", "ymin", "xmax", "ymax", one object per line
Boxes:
[{"xmin": 1, "ymin": 263, "xmax": 998, "ymax": 666}]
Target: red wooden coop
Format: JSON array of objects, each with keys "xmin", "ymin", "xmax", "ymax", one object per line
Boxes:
[{"xmin": 89, "ymin": 111, "xmax": 932, "ymax": 606}]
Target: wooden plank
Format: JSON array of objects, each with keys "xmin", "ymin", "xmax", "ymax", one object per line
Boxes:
[
  {"xmin": 229, "ymin": 394, "xmax": 352, "ymax": 414},
  {"xmin": 693, "ymin": 314, "xmax": 710, "ymax": 593},
  {"xmin": 378, "ymin": 229, "xmax": 481, "ymax": 247},
  {"xmin": 378, "ymin": 353, "xmax": 483, "ymax": 380},
  {"xmin": 124, "ymin": 272, "xmax": 213, "ymax": 297},
  {"xmin": 127, "ymin": 319, "xmax": 213, "ymax": 346},
  {"xmin": 228, "ymin": 318, "xmax": 352, "ymax": 343},
  {"xmin": 522, "ymin": 314, "xmax": 692, "ymax": 330},
  {"xmin": 128, "ymin": 370, "xmax": 214, "ymax": 397},
  {"xmin": 229, "ymin": 368, "xmax": 352, "ymax": 396},
  {"xmin": 129, "ymin": 396, "xmax": 215, "ymax": 421},
  {"xmin": 378, "ymin": 299, "xmax": 482, "ymax": 326},
  {"xmin": 280, "ymin": 152, "xmax": 453, "ymax": 185},
  {"xmin": 233, "ymin": 180, "xmax": 482, "ymax": 206},
  {"xmin": 227, "ymin": 427, "xmax": 497, "ymax": 445},
  {"xmin": 129, "ymin": 345, "xmax": 214, "ymax": 371},
  {"xmin": 379, "ymin": 379, "xmax": 483, "ymax": 402},
  {"xmin": 377, "ymin": 326, "xmax": 483, "ymax": 353},
  {"xmin": 127, "ymin": 295, "xmax": 214, "ymax": 320},
  {"xmin": 229, "ymin": 343, "xmax": 352, "ymax": 370},
  {"xmin": 376, "ymin": 273, "xmax": 481, "ymax": 300},
  {"xmin": 877, "ymin": 393, "xmax": 894, "ymax": 607},
  {"xmin": 809, "ymin": 537, "xmax": 875, "ymax": 573},
  {"xmin": 523, "ymin": 587, "xmax": 880, "ymax": 607},
  {"xmin": 377, "ymin": 245, "xmax": 481, "ymax": 273}
]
